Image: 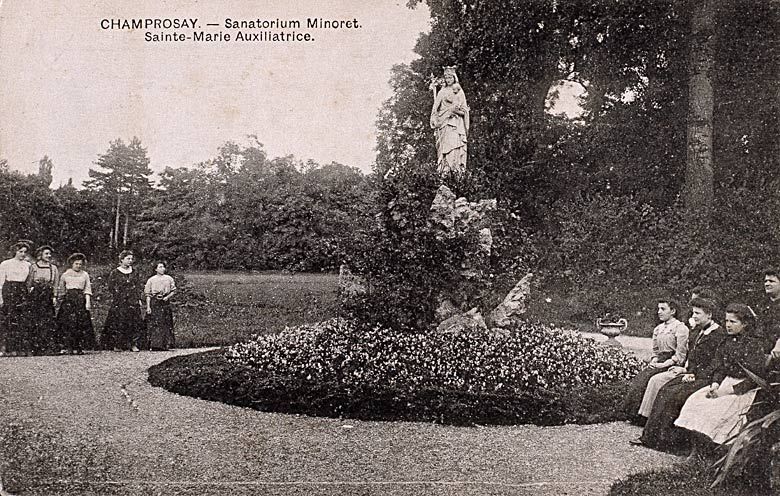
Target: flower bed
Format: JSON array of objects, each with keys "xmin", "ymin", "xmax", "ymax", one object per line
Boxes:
[
  {"xmin": 149, "ymin": 318, "xmax": 643, "ymax": 425},
  {"xmin": 133, "ymin": 319, "xmax": 636, "ymax": 425},
  {"xmin": 226, "ymin": 318, "xmax": 642, "ymax": 395}
]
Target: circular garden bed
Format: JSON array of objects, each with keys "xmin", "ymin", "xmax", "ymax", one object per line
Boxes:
[{"xmin": 149, "ymin": 318, "xmax": 642, "ymax": 426}]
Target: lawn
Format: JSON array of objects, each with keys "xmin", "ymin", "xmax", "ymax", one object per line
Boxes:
[
  {"xmin": 172, "ymin": 271, "xmax": 339, "ymax": 348},
  {"xmin": 157, "ymin": 271, "xmax": 664, "ymax": 347},
  {"xmin": 126, "ymin": 269, "xmax": 720, "ymax": 348}
]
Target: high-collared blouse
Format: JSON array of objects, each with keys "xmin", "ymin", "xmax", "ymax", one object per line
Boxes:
[
  {"xmin": 27, "ymin": 261, "xmax": 60, "ymax": 291},
  {"xmin": 0, "ymin": 258, "xmax": 31, "ymax": 292},
  {"xmin": 58, "ymin": 269, "xmax": 92, "ymax": 295},
  {"xmin": 651, "ymin": 317, "xmax": 690, "ymax": 366},
  {"xmin": 711, "ymin": 331, "xmax": 766, "ymax": 394},
  {"xmin": 144, "ymin": 274, "xmax": 176, "ymax": 298},
  {"xmin": 686, "ymin": 321, "xmax": 726, "ymax": 380}
]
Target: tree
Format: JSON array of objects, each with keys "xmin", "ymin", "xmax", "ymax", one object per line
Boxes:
[
  {"xmin": 84, "ymin": 137, "xmax": 153, "ymax": 249},
  {"xmin": 683, "ymin": 0, "xmax": 716, "ymax": 215}
]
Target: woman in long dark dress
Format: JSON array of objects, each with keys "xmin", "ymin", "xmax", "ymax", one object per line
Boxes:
[
  {"xmin": 144, "ymin": 261, "xmax": 176, "ymax": 350},
  {"xmin": 101, "ymin": 250, "xmax": 144, "ymax": 352},
  {"xmin": 634, "ymin": 296, "xmax": 725, "ymax": 451},
  {"xmin": 675, "ymin": 303, "xmax": 766, "ymax": 453},
  {"xmin": 622, "ymin": 297, "xmax": 689, "ymax": 422},
  {"xmin": 0, "ymin": 241, "xmax": 32, "ymax": 356},
  {"xmin": 56, "ymin": 253, "xmax": 95, "ymax": 354},
  {"xmin": 27, "ymin": 245, "xmax": 60, "ymax": 354}
]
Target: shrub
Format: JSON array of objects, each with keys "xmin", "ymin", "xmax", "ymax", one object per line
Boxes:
[
  {"xmin": 539, "ymin": 188, "xmax": 780, "ymax": 302},
  {"xmin": 608, "ymin": 458, "xmax": 770, "ymax": 496},
  {"xmin": 344, "ymin": 161, "xmax": 462, "ymax": 331}
]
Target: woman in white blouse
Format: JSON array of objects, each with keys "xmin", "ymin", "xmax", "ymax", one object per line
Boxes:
[
  {"xmin": 144, "ymin": 261, "xmax": 176, "ymax": 350},
  {"xmin": 56, "ymin": 253, "xmax": 95, "ymax": 354},
  {"xmin": 0, "ymin": 241, "xmax": 32, "ymax": 356}
]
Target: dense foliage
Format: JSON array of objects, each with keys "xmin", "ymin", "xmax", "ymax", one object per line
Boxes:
[
  {"xmin": 0, "ymin": 140, "xmax": 373, "ymax": 271},
  {"xmin": 134, "ymin": 140, "xmax": 375, "ymax": 271},
  {"xmin": 354, "ymin": 0, "xmax": 779, "ymax": 329},
  {"xmin": 0, "ymin": 169, "xmax": 108, "ymax": 262}
]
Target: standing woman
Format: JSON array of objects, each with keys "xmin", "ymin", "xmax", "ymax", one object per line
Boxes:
[
  {"xmin": 27, "ymin": 245, "xmax": 60, "ymax": 354},
  {"xmin": 0, "ymin": 242, "xmax": 32, "ymax": 356},
  {"xmin": 144, "ymin": 261, "xmax": 176, "ymax": 351},
  {"xmin": 102, "ymin": 250, "xmax": 144, "ymax": 352},
  {"xmin": 57, "ymin": 253, "xmax": 95, "ymax": 354}
]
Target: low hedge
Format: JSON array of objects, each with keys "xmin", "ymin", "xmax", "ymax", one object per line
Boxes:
[{"xmin": 148, "ymin": 348, "xmax": 634, "ymax": 426}]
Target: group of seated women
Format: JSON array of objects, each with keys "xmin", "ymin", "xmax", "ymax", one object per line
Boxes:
[
  {"xmin": 623, "ymin": 278, "xmax": 780, "ymax": 463},
  {"xmin": 0, "ymin": 241, "xmax": 177, "ymax": 356}
]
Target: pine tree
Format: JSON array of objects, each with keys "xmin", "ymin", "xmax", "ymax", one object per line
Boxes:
[{"xmin": 84, "ymin": 137, "xmax": 152, "ymax": 248}]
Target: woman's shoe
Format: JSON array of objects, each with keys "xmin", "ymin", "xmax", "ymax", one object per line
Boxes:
[{"xmin": 131, "ymin": 346, "xmax": 140, "ymax": 352}]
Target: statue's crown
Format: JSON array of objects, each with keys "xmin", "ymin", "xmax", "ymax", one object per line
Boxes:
[{"xmin": 443, "ymin": 66, "xmax": 458, "ymax": 76}]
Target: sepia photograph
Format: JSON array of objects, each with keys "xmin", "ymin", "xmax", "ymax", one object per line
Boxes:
[{"xmin": 0, "ymin": 0, "xmax": 778, "ymax": 494}]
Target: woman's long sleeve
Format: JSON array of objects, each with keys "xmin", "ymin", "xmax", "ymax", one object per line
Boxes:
[{"xmin": 671, "ymin": 324, "xmax": 690, "ymax": 366}]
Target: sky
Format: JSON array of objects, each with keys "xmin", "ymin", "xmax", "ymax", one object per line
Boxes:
[
  {"xmin": 0, "ymin": 0, "xmax": 582, "ymax": 188},
  {"xmin": 0, "ymin": 0, "xmax": 435, "ymax": 186}
]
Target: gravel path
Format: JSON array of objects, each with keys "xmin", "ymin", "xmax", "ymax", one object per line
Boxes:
[{"xmin": 0, "ymin": 349, "xmax": 678, "ymax": 496}]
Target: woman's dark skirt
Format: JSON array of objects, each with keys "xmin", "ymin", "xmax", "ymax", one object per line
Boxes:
[
  {"xmin": 147, "ymin": 297, "xmax": 175, "ymax": 350},
  {"xmin": 1, "ymin": 281, "xmax": 31, "ymax": 353},
  {"xmin": 622, "ymin": 351, "xmax": 675, "ymax": 420},
  {"xmin": 639, "ymin": 375, "xmax": 707, "ymax": 451},
  {"xmin": 56, "ymin": 289, "xmax": 95, "ymax": 352},
  {"xmin": 29, "ymin": 285, "xmax": 58, "ymax": 354},
  {"xmin": 101, "ymin": 300, "xmax": 144, "ymax": 350}
]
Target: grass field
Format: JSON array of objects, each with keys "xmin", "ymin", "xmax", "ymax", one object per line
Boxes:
[
  {"xmin": 172, "ymin": 271, "xmax": 339, "ymax": 348},
  {"xmin": 165, "ymin": 271, "xmax": 663, "ymax": 348},
  {"xmin": 149, "ymin": 270, "xmax": 727, "ymax": 349}
]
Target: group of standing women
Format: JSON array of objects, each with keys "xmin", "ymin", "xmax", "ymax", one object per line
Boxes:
[
  {"xmin": 0, "ymin": 242, "xmax": 176, "ymax": 356},
  {"xmin": 622, "ymin": 276, "xmax": 780, "ymax": 468}
]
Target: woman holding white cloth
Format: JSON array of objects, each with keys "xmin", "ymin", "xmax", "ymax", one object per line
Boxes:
[{"xmin": 674, "ymin": 303, "xmax": 766, "ymax": 458}]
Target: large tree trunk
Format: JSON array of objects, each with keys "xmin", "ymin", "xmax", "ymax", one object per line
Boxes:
[{"xmin": 684, "ymin": 0, "xmax": 716, "ymax": 216}]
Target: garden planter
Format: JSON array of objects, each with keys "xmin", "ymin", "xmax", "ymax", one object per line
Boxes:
[{"xmin": 596, "ymin": 318, "xmax": 627, "ymax": 348}]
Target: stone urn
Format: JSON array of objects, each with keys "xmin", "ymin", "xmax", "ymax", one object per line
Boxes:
[{"xmin": 596, "ymin": 317, "xmax": 627, "ymax": 348}]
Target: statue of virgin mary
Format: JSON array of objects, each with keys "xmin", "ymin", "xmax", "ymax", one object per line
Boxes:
[{"xmin": 430, "ymin": 66, "xmax": 469, "ymax": 176}]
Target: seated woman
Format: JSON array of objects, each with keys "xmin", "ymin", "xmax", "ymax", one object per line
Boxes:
[
  {"xmin": 632, "ymin": 296, "xmax": 725, "ymax": 450},
  {"xmin": 622, "ymin": 297, "xmax": 689, "ymax": 423},
  {"xmin": 674, "ymin": 303, "xmax": 766, "ymax": 460}
]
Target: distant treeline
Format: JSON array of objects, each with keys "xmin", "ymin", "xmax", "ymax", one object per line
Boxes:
[{"xmin": 0, "ymin": 139, "xmax": 374, "ymax": 271}]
